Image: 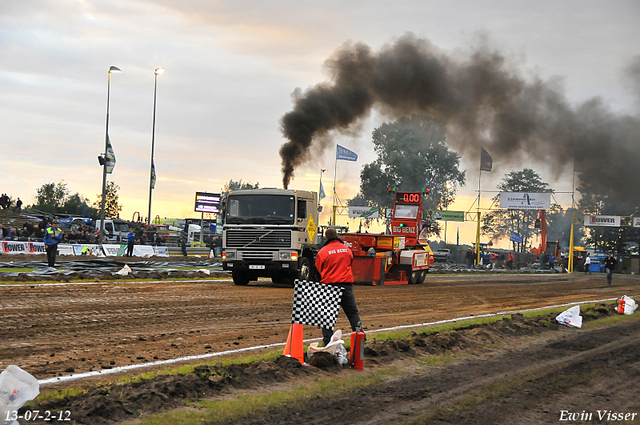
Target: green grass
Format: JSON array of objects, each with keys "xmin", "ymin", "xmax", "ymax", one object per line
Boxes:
[
  {"xmin": 127, "ymin": 369, "xmax": 393, "ymax": 425},
  {"xmin": 0, "ymin": 267, "xmax": 40, "ymax": 273},
  {"xmin": 371, "ymin": 315, "xmax": 508, "ymax": 342}
]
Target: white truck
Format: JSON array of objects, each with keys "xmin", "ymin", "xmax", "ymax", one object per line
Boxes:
[{"xmin": 222, "ymin": 188, "xmax": 320, "ymax": 285}]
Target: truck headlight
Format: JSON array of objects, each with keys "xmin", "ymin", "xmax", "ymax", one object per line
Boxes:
[
  {"xmin": 225, "ymin": 251, "xmax": 236, "ymax": 260},
  {"xmin": 279, "ymin": 252, "xmax": 298, "ymax": 261}
]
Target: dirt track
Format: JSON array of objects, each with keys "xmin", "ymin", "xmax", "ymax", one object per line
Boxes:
[
  {"xmin": 2, "ymin": 271, "xmax": 640, "ymax": 424},
  {"xmin": 1, "ymin": 272, "xmax": 637, "ymax": 380}
]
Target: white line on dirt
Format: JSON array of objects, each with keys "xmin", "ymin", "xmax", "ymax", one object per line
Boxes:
[{"xmin": 37, "ymin": 295, "xmax": 632, "ymax": 386}]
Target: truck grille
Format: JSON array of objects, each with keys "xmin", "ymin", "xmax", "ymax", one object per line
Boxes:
[
  {"xmin": 240, "ymin": 251, "xmax": 276, "ymax": 261},
  {"xmin": 226, "ymin": 229, "xmax": 292, "ymax": 249}
]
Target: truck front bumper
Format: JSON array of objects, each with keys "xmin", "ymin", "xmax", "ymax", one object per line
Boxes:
[{"xmin": 223, "ymin": 260, "xmax": 298, "ymax": 274}]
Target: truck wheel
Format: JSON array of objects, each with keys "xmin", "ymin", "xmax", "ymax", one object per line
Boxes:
[
  {"xmin": 297, "ymin": 257, "xmax": 311, "ymax": 281},
  {"xmin": 409, "ymin": 270, "xmax": 419, "ymax": 284},
  {"xmin": 232, "ymin": 269, "xmax": 250, "ymax": 286},
  {"xmin": 417, "ymin": 270, "xmax": 427, "ymax": 284}
]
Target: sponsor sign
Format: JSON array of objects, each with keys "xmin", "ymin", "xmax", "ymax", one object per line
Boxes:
[
  {"xmin": 431, "ymin": 210, "xmax": 465, "ymax": 222},
  {"xmin": 1, "ymin": 241, "xmax": 30, "ymax": 254},
  {"xmin": 500, "ymin": 192, "xmax": 551, "ymax": 210},
  {"xmin": 152, "ymin": 246, "xmax": 169, "ymax": 257},
  {"xmin": 392, "ymin": 225, "xmax": 417, "ymax": 235},
  {"xmin": 194, "ymin": 192, "xmax": 221, "ymax": 214},
  {"xmin": 348, "ymin": 206, "xmax": 380, "ymax": 219},
  {"xmin": 103, "ymin": 244, "xmax": 127, "ymax": 257},
  {"xmin": 134, "ymin": 245, "xmax": 155, "ymax": 257},
  {"xmin": 633, "ymin": 217, "xmax": 640, "ymax": 228},
  {"xmin": 58, "ymin": 245, "xmax": 75, "ymax": 256},
  {"xmin": 0, "ymin": 242, "xmax": 169, "ymax": 257},
  {"xmin": 584, "ymin": 215, "xmax": 621, "ymax": 227},
  {"xmin": 73, "ymin": 244, "xmax": 102, "ymax": 256}
]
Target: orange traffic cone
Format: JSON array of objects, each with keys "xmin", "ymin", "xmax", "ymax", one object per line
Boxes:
[{"xmin": 282, "ymin": 323, "xmax": 304, "ymax": 364}]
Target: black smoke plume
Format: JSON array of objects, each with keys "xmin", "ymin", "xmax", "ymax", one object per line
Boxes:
[{"xmin": 279, "ymin": 34, "xmax": 640, "ymax": 212}]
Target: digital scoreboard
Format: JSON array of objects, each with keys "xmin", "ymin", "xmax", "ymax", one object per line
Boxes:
[{"xmin": 194, "ymin": 192, "xmax": 221, "ymax": 213}]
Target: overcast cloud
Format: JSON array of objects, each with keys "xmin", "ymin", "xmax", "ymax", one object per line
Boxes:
[{"xmin": 0, "ymin": 0, "xmax": 638, "ymax": 228}]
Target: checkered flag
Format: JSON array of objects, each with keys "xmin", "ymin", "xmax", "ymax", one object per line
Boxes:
[{"xmin": 291, "ymin": 279, "xmax": 343, "ymax": 328}]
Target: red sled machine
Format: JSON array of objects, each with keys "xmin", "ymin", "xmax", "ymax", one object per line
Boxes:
[{"xmin": 341, "ymin": 190, "xmax": 433, "ymax": 285}]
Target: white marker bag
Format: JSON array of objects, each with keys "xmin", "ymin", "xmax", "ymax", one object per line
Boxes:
[
  {"xmin": 0, "ymin": 365, "xmax": 39, "ymax": 424},
  {"xmin": 556, "ymin": 305, "xmax": 583, "ymax": 328}
]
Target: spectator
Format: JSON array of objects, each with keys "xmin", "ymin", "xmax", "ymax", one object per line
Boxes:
[
  {"xmin": 6, "ymin": 228, "xmax": 16, "ymax": 240},
  {"xmin": 13, "ymin": 198, "xmax": 22, "ymax": 213},
  {"xmin": 126, "ymin": 229, "xmax": 135, "ymax": 257},
  {"xmin": 181, "ymin": 237, "xmax": 187, "ymax": 257},
  {"xmin": 604, "ymin": 254, "xmax": 617, "ymax": 286},
  {"xmin": 584, "ymin": 253, "xmax": 591, "ymax": 275}
]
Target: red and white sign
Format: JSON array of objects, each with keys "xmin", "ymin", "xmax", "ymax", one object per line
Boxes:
[{"xmin": 584, "ymin": 215, "xmax": 621, "ymax": 227}]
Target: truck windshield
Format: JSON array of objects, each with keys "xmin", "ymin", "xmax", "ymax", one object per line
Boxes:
[
  {"xmin": 226, "ymin": 195, "xmax": 295, "ymax": 224},
  {"xmin": 394, "ymin": 205, "xmax": 419, "ymax": 219}
]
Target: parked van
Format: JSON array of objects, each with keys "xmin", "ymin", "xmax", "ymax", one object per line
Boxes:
[{"xmin": 95, "ymin": 219, "xmax": 131, "ymax": 242}]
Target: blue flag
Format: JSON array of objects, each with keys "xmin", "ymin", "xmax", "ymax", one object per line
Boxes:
[
  {"xmin": 510, "ymin": 231, "xmax": 523, "ymax": 243},
  {"xmin": 319, "ymin": 181, "xmax": 326, "ymax": 200},
  {"xmin": 336, "ymin": 145, "xmax": 358, "ymax": 161}
]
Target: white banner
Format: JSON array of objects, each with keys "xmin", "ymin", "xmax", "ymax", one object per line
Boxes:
[
  {"xmin": 500, "ymin": 192, "xmax": 551, "ymax": 210},
  {"xmin": 584, "ymin": 215, "xmax": 621, "ymax": 227},
  {"xmin": 0, "ymin": 242, "xmax": 170, "ymax": 257},
  {"xmin": 1, "ymin": 241, "xmax": 45, "ymax": 255},
  {"xmin": 348, "ymin": 206, "xmax": 380, "ymax": 219}
]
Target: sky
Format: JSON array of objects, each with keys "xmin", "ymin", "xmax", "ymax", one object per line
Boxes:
[{"xmin": 1, "ymin": 0, "xmax": 639, "ymax": 246}]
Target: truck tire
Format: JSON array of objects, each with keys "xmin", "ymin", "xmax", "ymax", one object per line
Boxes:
[
  {"xmin": 417, "ymin": 270, "xmax": 427, "ymax": 284},
  {"xmin": 232, "ymin": 269, "xmax": 250, "ymax": 286},
  {"xmin": 409, "ymin": 270, "xmax": 419, "ymax": 284},
  {"xmin": 297, "ymin": 257, "xmax": 311, "ymax": 281}
]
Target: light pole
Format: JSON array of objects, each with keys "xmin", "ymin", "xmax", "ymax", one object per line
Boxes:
[
  {"xmin": 444, "ymin": 182, "xmax": 452, "ymax": 244},
  {"xmin": 99, "ymin": 65, "xmax": 121, "ymax": 244},
  {"xmin": 147, "ymin": 67, "xmax": 164, "ymax": 228}
]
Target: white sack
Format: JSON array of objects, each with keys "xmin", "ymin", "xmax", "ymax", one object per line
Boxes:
[
  {"xmin": 0, "ymin": 365, "xmax": 40, "ymax": 424},
  {"xmin": 556, "ymin": 305, "xmax": 583, "ymax": 328},
  {"xmin": 115, "ymin": 264, "xmax": 132, "ymax": 276},
  {"xmin": 618, "ymin": 295, "xmax": 638, "ymax": 315}
]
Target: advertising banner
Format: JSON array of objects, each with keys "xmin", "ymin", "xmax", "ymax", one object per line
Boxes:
[
  {"xmin": 153, "ymin": 246, "xmax": 169, "ymax": 257},
  {"xmin": 103, "ymin": 244, "xmax": 127, "ymax": 257},
  {"xmin": 134, "ymin": 245, "xmax": 155, "ymax": 257},
  {"xmin": 584, "ymin": 215, "xmax": 621, "ymax": 227},
  {"xmin": 431, "ymin": 210, "xmax": 465, "ymax": 222},
  {"xmin": 58, "ymin": 245, "xmax": 75, "ymax": 256},
  {"xmin": 500, "ymin": 192, "xmax": 551, "ymax": 210},
  {"xmin": 1, "ymin": 241, "xmax": 33, "ymax": 254},
  {"xmin": 348, "ymin": 206, "xmax": 380, "ymax": 219},
  {"xmin": 634, "ymin": 217, "xmax": 640, "ymax": 228}
]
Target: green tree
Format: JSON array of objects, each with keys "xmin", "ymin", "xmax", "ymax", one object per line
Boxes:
[
  {"xmin": 482, "ymin": 169, "xmax": 554, "ymax": 252},
  {"xmin": 93, "ymin": 181, "xmax": 123, "ymax": 218},
  {"xmin": 356, "ymin": 116, "xmax": 466, "ymax": 236},
  {"xmin": 32, "ymin": 182, "xmax": 69, "ymax": 213},
  {"xmin": 223, "ymin": 180, "xmax": 260, "ymax": 192},
  {"xmin": 62, "ymin": 193, "xmax": 92, "ymax": 217}
]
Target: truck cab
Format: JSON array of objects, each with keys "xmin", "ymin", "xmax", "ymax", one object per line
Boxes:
[{"xmin": 222, "ymin": 188, "xmax": 319, "ymax": 285}]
